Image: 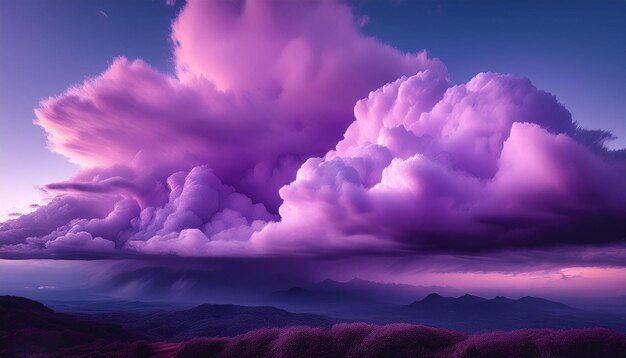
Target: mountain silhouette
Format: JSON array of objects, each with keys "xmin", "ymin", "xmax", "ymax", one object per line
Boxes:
[
  {"xmin": 400, "ymin": 293, "xmax": 626, "ymax": 332},
  {"xmin": 0, "ymin": 296, "xmax": 144, "ymax": 356},
  {"xmin": 86, "ymin": 303, "xmax": 337, "ymax": 341}
]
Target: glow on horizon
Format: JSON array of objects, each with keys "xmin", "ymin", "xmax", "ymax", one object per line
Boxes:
[{"xmin": 386, "ymin": 267, "xmax": 626, "ymax": 298}]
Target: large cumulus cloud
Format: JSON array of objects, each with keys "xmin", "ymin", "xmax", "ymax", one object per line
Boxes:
[
  {"xmin": 255, "ymin": 72, "xmax": 626, "ymax": 254},
  {"xmin": 1, "ymin": 0, "xmax": 625, "ymax": 264},
  {"xmin": 1, "ymin": 0, "xmax": 440, "ymax": 257},
  {"xmin": 36, "ymin": 0, "xmax": 440, "ymax": 211}
]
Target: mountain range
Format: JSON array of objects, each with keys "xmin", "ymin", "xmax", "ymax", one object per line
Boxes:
[
  {"xmin": 267, "ymin": 280, "xmax": 626, "ymax": 332},
  {"xmin": 74, "ymin": 290, "xmax": 626, "ymax": 336},
  {"xmin": 268, "ymin": 278, "xmax": 456, "ymax": 312}
]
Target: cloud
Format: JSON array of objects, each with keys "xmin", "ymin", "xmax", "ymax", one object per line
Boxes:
[
  {"xmin": 358, "ymin": 15, "xmax": 371, "ymax": 28},
  {"xmin": 36, "ymin": 0, "xmax": 440, "ymax": 212},
  {"xmin": 2, "ymin": 0, "xmax": 441, "ymax": 258},
  {"xmin": 45, "ymin": 231, "xmax": 115, "ymax": 253},
  {"xmin": 255, "ymin": 72, "xmax": 626, "ymax": 254},
  {"xmin": 0, "ymin": 195, "xmax": 117, "ymax": 247},
  {"xmin": 0, "ymin": 0, "xmax": 624, "ymax": 268},
  {"xmin": 1, "ymin": 166, "xmax": 274, "ymax": 258},
  {"xmin": 125, "ymin": 166, "xmax": 275, "ymax": 256}
]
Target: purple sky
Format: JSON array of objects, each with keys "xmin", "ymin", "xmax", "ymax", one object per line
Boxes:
[{"xmin": 1, "ymin": 0, "xmax": 625, "ymax": 299}]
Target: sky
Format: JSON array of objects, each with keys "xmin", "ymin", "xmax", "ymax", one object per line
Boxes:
[{"xmin": 0, "ymin": 0, "xmax": 625, "ymax": 300}]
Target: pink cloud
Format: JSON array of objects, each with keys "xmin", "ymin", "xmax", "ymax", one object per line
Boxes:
[
  {"xmin": 255, "ymin": 72, "xmax": 626, "ymax": 254},
  {"xmin": 36, "ymin": 0, "xmax": 441, "ymax": 212},
  {"xmin": 0, "ymin": 0, "xmax": 624, "ymax": 266}
]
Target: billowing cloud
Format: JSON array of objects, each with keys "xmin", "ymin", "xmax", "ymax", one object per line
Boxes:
[
  {"xmin": 0, "ymin": 0, "xmax": 624, "ymax": 267},
  {"xmin": 36, "ymin": 0, "xmax": 441, "ymax": 211},
  {"xmin": 0, "ymin": 195, "xmax": 117, "ymax": 247},
  {"xmin": 1, "ymin": 166, "xmax": 274, "ymax": 258},
  {"xmin": 256, "ymin": 72, "xmax": 626, "ymax": 254}
]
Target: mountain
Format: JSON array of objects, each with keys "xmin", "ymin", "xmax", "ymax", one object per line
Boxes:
[
  {"xmin": 268, "ymin": 278, "xmax": 456, "ymax": 313},
  {"xmin": 270, "ymin": 287, "xmax": 626, "ymax": 333},
  {"xmin": 0, "ymin": 296, "xmax": 146, "ymax": 357},
  {"xmin": 86, "ymin": 303, "xmax": 337, "ymax": 341},
  {"xmin": 414, "ymin": 292, "xmax": 472, "ymax": 306},
  {"xmin": 409, "ymin": 293, "xmax": 565, "ymax": 310},
  {"xmin": 456, "ymin": 293, "xmax": 487, "ymax": 305},
  {"xmin": 400, "ymin": 293, "xmax": 626, "ymax": 332},
  {"xmin": 314, "ymin": 278, "xmax": 456, "ymax": 304}
]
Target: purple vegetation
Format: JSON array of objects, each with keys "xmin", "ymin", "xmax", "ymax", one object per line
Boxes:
[{"xmin": 173, "ymin": 324, "xmax": 626, "ymax": 358}]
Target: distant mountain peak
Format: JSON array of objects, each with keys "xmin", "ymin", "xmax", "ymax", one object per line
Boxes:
[
  {"xmin": 426, "ymin": 293, "xmax": 443, "ymax": 298},
  {"xmin": 460, "ymin": 294, "xmax": 478, "ymax": 298},
  {"xmin": 415, "ymin": 293, "xmax": 486, "ymax": 306},
  {"xmin": 420, "ymin": 293, "xmax": 445, "ymax": 302}
]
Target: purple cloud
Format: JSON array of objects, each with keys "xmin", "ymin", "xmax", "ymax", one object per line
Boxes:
[
  {"xmin": 256, "ymin": 72, "xmax": 626, "ymax": 254},
  {"xmin": 2, "ymin": 0, "xmax": 441, "ymax": 258},
  {"xmin": 0, "ymin": 0, "xmax": 624, "ymax": 266},
  {"xmin": 36, "ymin": 0, "xmax": 440, "ymax": 212}
]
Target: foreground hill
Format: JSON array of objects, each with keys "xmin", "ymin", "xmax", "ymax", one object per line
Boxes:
[
  {"xmin": 164, "ymin": 323, "xmax": 626, "ymax": 358},
  {"xmin": 0, "ymin": 295, "xmax": 148, "ymax": 357}
]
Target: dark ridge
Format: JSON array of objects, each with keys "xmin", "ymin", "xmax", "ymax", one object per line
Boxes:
[
  {"xmin": 0, "ymin": 295, "xmax": 138, "ymax": 357},
  {"xmin": 422, "ymin": 293, "xmax": 444, "ymax": 301},
  {"xmin": 86, "ymin": 302, "xmax": 337, "ymax": 341},
  {"xmin": 517, "ymin": 296, "xmax": 571, "ymax": 309},
  {"xmin": 491, "ymin": 296, "xmax": 514, "ymax": 303},
  {"xmin": 411, "ymin": 293, "xmax": 467, "ymax": 306},
  {"xmin": 456, "ymin": 294, "xmax": 486, "ymax": 304}
]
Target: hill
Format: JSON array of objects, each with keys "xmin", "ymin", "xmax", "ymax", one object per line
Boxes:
[
  {"xmin": 0, "ymin": 295, "xmax": 146, "ymax": 356},
  {"xmin": 166, "ymin": 323, "xmax": 626, "ymax": 358},
  {"xmin": 86, "ymin": 303, "xmax": 337, "ymax": 341}
]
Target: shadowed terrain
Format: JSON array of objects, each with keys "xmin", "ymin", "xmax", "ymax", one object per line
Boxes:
[
  {"xmin": 83, "ymin": 304, "xmax": 337, "ymax": 341},
  {"xmin": 0, "ymin": 296, "xmax": 149, "ymax": 357},
  {"xmin": 168, "ymin": 324, "xmax": 626, "ymax": 358},
  {"xmin": 2, "ymin": 296, "xmax": 626, "ymax": 357}
]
